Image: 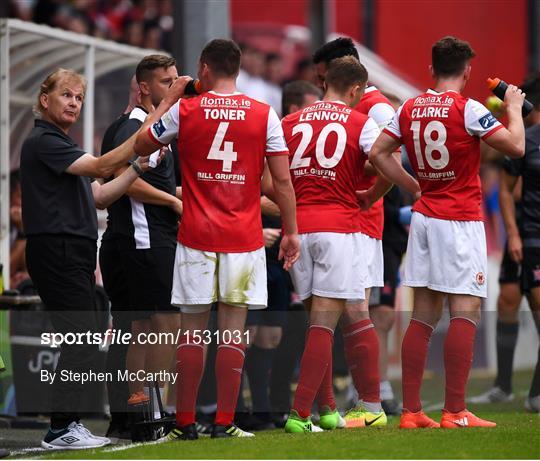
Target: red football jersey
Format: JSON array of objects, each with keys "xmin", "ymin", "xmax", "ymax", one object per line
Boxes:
[
  {"xmin": 384, "ymin": 89, "xmax": 502, "ymax": 221},
  {"xmin": 149, "ymin": 91, "xmax": 288, "ymax": 252},
  {"xmin": 282, "ymin": 100, "xmax": 380, "ymax": 234},
  {"xmin": 354, "ymin": 86, "xmax": 396, "ymax": 239}
]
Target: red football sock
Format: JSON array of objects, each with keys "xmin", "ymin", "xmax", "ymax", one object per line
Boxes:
[
  {"xmin": 215, "ymin": 342, "xmax": 246, "ymax": 426},
  {"xmin": 444, "ymin": 317, "xmax": 477, "ymax": 413},
  {"xmin": 343, "ymin": 319, "xmax": 380, "ymax": 402},
  {"xmin": 176, "ymin": 337, "xmax": 204, "ymax": 427},
  {"xmin": 401, "ymin": 318, "xmax": 434, "ymax": 412},
  {"xmin": 316, "ymin": 335, "xmax": 336, "ymax": 412},
  {"xmin": 292, "ymin": 325, "xmax": 334, "ymax": 418}
]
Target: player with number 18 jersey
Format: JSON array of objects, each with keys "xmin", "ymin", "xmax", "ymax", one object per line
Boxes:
[
  {"xmin": 384, "ymin": 89, "xmax": 502, "ymax": 297},
  {"xmin": 368, "ymin": 35, "xmax": 525, "ymax": 430}
]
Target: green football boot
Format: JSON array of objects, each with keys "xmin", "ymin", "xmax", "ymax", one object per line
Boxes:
[{"xmin": 285, "ymin": 410, "xmax": 324, "ymax": 433}]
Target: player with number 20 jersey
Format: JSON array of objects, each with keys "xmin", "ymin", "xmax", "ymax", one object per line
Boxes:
[{"xmin": 281, "ymin": 57, "xmax": 383, "ymax": 434}]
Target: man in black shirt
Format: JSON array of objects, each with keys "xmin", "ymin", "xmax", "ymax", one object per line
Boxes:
[
  {"xmin": 21, "ymin": 68, "xmax": 155, "ymax": 449},
  {"xmin": 473, "ymin": 76, "xmax": 540, "ymax": 412},
  {"xmin": 99, "ymin": 55, "xmax": 182, "ymax": 432},
  {"xmin": 499, "ymin": 91, "xmax": 540, "ymax": 413},
  {"xmin": 99, "ymin": 76, "xmax": 140, "ymax": 440}
]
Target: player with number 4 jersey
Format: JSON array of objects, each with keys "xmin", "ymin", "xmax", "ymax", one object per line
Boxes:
[
  {"xmin": 370, "ymin": 36, "xmax": 526, "ymax": 429},
  {"xmin": 134, "ymin": 39, "xmax": 299, "ymax": 440}
]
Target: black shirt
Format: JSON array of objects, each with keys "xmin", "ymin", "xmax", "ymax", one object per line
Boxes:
[
  {"xmin": 503, "ymin": 124, "xmax": 540, "ymax": 244},
  {"xmin": 101, "ymin": 113, "xmax": 129, "ymax": 242},
  {"xmin": 20, "ymin": 119, "xmax": 97, "ymax": 240},
  {"xmin": 262, "ymin": 212, "xmax": 281, "ymax": 264},
  {"xmin": 382, "ymin": 186, "xmax": 408, "ymax": 253},
  {"xmin": 101, "ymin": 107, "xmax": 178, "ymax": 250}
]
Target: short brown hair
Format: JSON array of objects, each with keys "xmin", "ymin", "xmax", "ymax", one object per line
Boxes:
[
  {"xmin": 34, "ymin": 68, "xmax": 86, "ymax": 116},
  {"xmin": 135, "ymin": 54, "xmax": 176, "ymax": 83},
  {"xmin": 325, "ymin": 56, "xmax": 368, "ymax": 94},
  {"xmin": 200, "ymin": 39, "xmax": 241, "ymax": 77},
  {"xmin": 432, "ymin": 36, "xmax": 475, "ymax": 77},
  {"xmin": 282, "ymin": 80, "xmax": 321, "ymax": 116}
]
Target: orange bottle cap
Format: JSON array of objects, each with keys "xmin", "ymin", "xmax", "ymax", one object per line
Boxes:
[{"xmin": 487, "ymin": 77, "xmax": 501, "ymax": 90}]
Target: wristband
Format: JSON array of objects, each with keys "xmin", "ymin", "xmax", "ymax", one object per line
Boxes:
[{"xmin": 130, "ymin": 159, "xmax": 143, "ymax": 176}]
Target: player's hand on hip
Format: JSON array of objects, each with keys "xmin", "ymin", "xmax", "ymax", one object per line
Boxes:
[
  {"xmin": 504, "ymin": 84, "xmax": 525, "ymax": 112},
  {"xmin": 164, "ymin": 76, "xmax": 192, "ymax": 105},
  {"xmin": 263, "ymin": 228, "xmax": 281, "ymax": 248},
  {"xmin": 508, "ymin": 233, "xmax": 523, "ymax": 263},
  {"xmin": 169, "ymin": 197, "xmax": 183, "ymax": 216},
  {"xmin": 355, "ymin": 189, "xmax": 372, "ymax": 210},
  {"xmin": 278, "ymin": 233, "xmax": 300, "ymax": 271}
]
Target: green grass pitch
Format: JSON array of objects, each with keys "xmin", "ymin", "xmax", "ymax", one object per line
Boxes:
[{"xmin": 7, "ymin": 370, "xmax": 540, "ymax": 459}]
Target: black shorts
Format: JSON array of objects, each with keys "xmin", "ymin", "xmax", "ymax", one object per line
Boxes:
[
  {"xmin": 246, "ymin": 263, "xmax": 290, "ymax": 327},
  {"xmin": 499, "ymin": 242, "xmax": 521, "ymax": 284},
  {"xmin": 119, "ymin": 246, "xmax": 177, "ymax": 318},
  {"xmin": 99, "ymin": 238, "xmax": 131, "ymax": 312},
  {"xmin": 26, "ymin": 234, "xmax": 97, "ymax": 311},
  {"xmin": 370, "ymin": 244, "xmax": 403, "ymax": 308},
  {"xmin": 521, "ymin": 247, "xmax": 540, "ymax": 292}
]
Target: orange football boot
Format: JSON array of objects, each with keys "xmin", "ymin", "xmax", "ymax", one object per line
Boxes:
[
  {"xmin": 127, "ymin": 391, "xmax": 149, "ymax": 405},
  {"xmin": 440, "ymin": 410, "xmax": 496, "ymax": 428},
  {"xmin": 399, "ymin": 410, "xmax": 440, "ymax": 429}
]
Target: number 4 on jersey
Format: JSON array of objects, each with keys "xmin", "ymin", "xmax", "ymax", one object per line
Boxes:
[{"xmin": 208, "ymin": 122, "xmax": 237, "ymax": 172}]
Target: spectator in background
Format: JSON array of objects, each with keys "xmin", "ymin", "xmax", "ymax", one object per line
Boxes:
[
  {"xmin": 237, "ymin": 44, "xmax": 273, "ymax": 109},
  {"xmin": 264, "ymin": 53, "xmax": 284, "ymax": 116},
  {"xmin": 9, "ymin": 170, "xmax": 28, "ymax": 289},
  {"xmin": 13, "ymin": 0, "xmax": 173, "ymax": 51},
  {"xmin": 292, "ymin": 58, "xmax": 317, "ymax": 86},
  {"xmin": 123, "ymin": 17, "xmax": 144, "ymax": 47}
]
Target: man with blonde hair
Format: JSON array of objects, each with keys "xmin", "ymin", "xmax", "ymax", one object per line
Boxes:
[{"xmin": 21, "ymin": 68, "xmax": 159, "ymax": 449}]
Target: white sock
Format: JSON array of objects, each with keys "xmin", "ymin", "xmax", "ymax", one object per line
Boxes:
[
  {"xmin": 380, "ymin": 380, "xmax": 394, "ymax": 401},
  {"xmin": 361, "ymin": 399, "xmax": 383, "ymax": 413}
]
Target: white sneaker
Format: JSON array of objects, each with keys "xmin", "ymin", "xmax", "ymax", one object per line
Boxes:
[
  {"xmin": 76, "ymin": 423, "xmax": 111, "ymax": 443},
  {"xmin": 525, "ymin": 395, "xmax": 540, "ymax": 413},
  {"xmin": 311, "ymin": 424, "xmax": 324, "ymax": 432},
  {"xmin": 469, "ymin": 386, "xmax": 514, "ymax": 404},
  {"xmin": 41, "ymin": 422, "xmax": 110, "ymax": 450}
]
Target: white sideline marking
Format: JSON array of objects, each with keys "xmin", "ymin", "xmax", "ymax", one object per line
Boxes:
[
  {"xmin": 9, "ymin": 447, "xmax": 46, "ymax": 456},
  {"xmin": 102, "ymin": 440, "xmax": 161, "ymax": 453}
]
